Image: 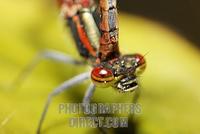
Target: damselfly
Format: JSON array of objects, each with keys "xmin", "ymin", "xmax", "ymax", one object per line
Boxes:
[{"xmin": 16, "ymin": 0, "xmax": 146, "ymax": 133}]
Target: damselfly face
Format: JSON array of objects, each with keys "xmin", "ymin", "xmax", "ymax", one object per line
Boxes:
[{"xmin": 91, "ymin": 54, "xmax": 146, "ymax": 92}]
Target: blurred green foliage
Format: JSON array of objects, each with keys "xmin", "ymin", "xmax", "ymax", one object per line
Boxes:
[{"xmin": 0, "ymin": 0, "xmax": 200, "ymax": 134}]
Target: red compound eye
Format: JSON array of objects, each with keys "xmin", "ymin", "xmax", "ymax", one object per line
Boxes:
[
  {"xmin": 133, "ymin": 54, "xmax": 145, "ymax": 67},
  {"xmin": 133, "ymin": 54, "xmax": 146, "ymax": 75},
  {"xmin": 91, "ymin": 67, "xmax": 114, "ymax": 87}
]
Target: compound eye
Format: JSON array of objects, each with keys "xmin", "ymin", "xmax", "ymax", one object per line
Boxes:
[
  {"xmin": 91, "ymin": 67, "xmax": 114, "ymax": 87},
  {"xmin": 133, "ymin": 54, "xmax": 146, "ymax": 75}
]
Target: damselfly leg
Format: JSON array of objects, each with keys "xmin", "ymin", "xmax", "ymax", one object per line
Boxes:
[
  {"xmin": 82, "ymin": 83, "xmax": 96, "ymax": 105},
  {"xmin": 37, "ymin": 75, "xmax": 108, "ymax": 134},
  {"xmin": 37, "ymin": 72, "xmax": 90, "ymax": 134},
  {"xmin": 82, "ymin": 84, "xmax": 109, "ymax": 134},
  {"xmin": 13, "ymin": 50, "xmax": 85, "ymax": 88}
]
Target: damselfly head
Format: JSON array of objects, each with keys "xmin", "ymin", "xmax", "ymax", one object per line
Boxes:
[{"xmin": 91, "ymin": 53, "xmax": 146, "ymax": 92}]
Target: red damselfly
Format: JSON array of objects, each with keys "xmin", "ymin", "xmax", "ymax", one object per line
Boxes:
[{"xmin": 15, "ymin": 0, "xmax": 146, "ymax": 133}]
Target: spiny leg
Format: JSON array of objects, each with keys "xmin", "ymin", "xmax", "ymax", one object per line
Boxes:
[
  {"xmin": 37, "ymin": 72, "xmax": 90, "ymax": 134},
  {"xmin": 13, "ymin": 50, "xmax": 85, "ymax": 88}
]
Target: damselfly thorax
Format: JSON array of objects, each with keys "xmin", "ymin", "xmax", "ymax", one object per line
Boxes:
[{"xmin": 59, "ymin": 0, "xmax": 146, "ymax": 92}]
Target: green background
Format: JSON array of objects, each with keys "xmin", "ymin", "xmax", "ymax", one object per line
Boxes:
[{"xmin": 0, "ymin": 0, "xmax": 200, "ymax": 134}]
